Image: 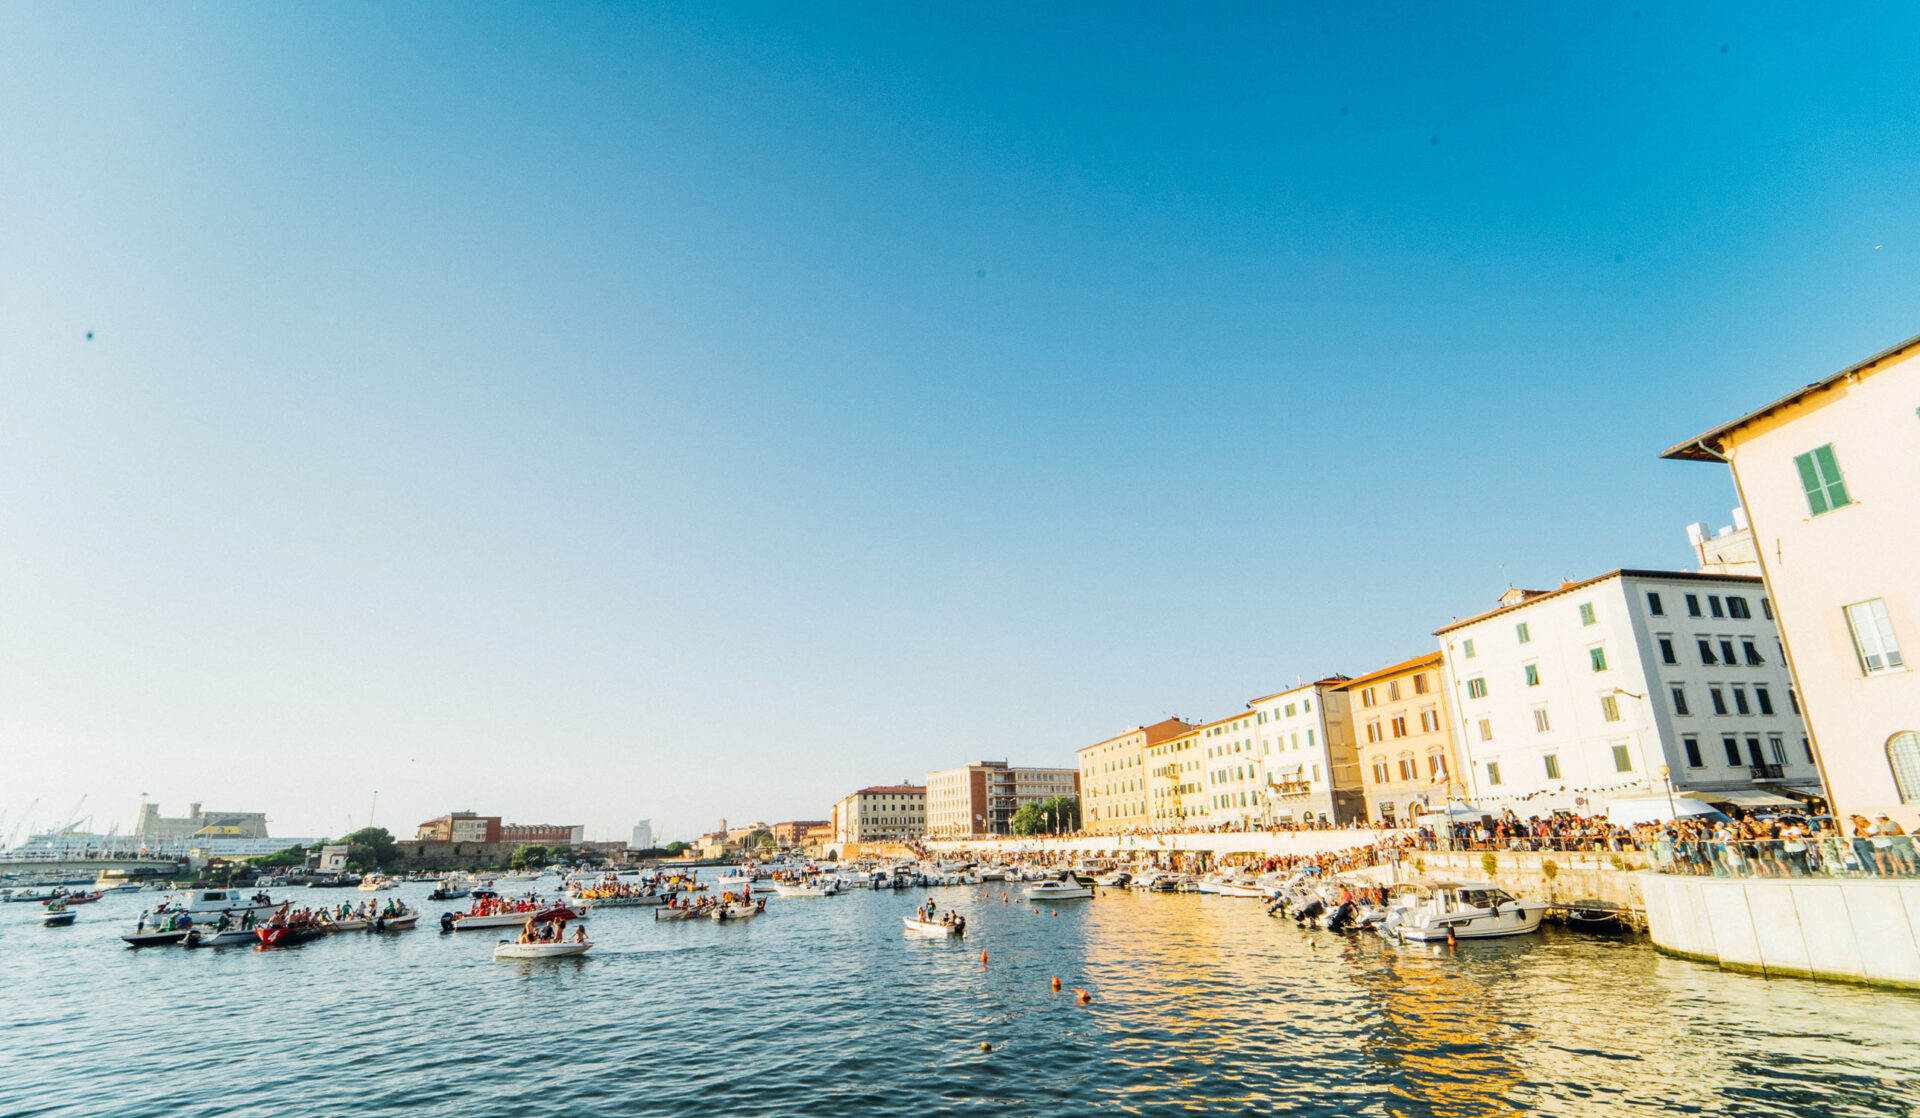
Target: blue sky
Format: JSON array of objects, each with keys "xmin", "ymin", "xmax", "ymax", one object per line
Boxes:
[{"xmin": 4, "ymin": 4, "xmax": 1918, "ymax": 843}]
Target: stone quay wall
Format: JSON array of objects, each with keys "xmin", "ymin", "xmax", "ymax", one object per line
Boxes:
[{"xmin": 1639, "ymin": 872, "xmax": 1920, "ymax": 989}]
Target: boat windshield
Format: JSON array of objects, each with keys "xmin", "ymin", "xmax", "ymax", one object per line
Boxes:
[{"xmin": 1457, "ymin": 889, "xmax": 1514, "ymax": 908}]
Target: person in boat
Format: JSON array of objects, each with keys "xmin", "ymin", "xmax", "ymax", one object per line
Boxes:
[
  {"xmin": 136, "ymin": 910, "xmax": 148, "ymax": 933},
  {"xmin": 572, "ymin": 925, "xmax": 588, "ymax": 944}
]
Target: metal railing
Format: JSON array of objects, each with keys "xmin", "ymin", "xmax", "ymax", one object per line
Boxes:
[{"xmin": 1649, "ymin": 837, "xmax": 1920, "ymax": 880}]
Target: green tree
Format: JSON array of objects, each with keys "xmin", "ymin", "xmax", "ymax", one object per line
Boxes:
[
  {"xmin": 340, "ymin": 827, "xmax": 399, "ymax": 871},
  {"xmin": 510, "ymin": 844, "xmax": 551, "ymax": 869},
  {"xmin": 1011, "ymin": 802, "xmax": 1046, "ymax": 835},
  {"xmin": 664, "ymin": 841, "xmax": 689, "ymax": 856},
  {"xmin": 249, "ymin": 843, "xmax": 311, "ymax": 869}
]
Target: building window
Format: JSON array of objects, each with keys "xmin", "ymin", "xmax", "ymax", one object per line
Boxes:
[
  {"xmin": 1462, "ymin": 639, "xmax": 1476, "ymax": 659},
  {"xmin": 1698, "ymin": 639, "xmax": 1717, "ymax": 665},
  {"xmin": 1659, "ymin": 637, "xmax": 1677, "ymax": 664},
  {"xmin": 1762, "ymin": 598, "xmax": 1773, "ymax": 620},
  {"xmin": 1414, "ymin": 673, "xmax": 1429, "ymax": 695},
  {"xmin": 1388, "ymin": 681, "xmax": 1402, "ymax": 701},
  {"xmin": 1728, "ymin": 596, "xmax": 1751, "ymax": 620},
  {"xmin": 1671, "ymin": 686, "xmax": 1690, "ymax": 716},
  {"xmin": 1845, "ymin": 599, "xmax": 1906, "ymax": 676},
  {"xmin": 1788, "ymin": 689, "xmax": 1799, "ymax": 715},
  {"xmin": 1467, "ymin": 677, "xmax": 1488, "ymax": 699},
  {"xmin": 1517, "ymin": 622, "xmax": 1532, "ymax": 644},
  {"xmin": 1683, "ymin": 737, "xmax": 1703, "ymax": 768},
  {"xmin": 1579, "ymin": 602, "xmax": 1597, "ymax": 626},
  {"xmin": 1719, "ymin": 639, "xmax": 1739, "ymax": 665},
  {"xmin": 1361, "ymin": 687, "xmax": 1376, "ymax": 708},
  {"xmin": 1769, "ymin": 736, "xmax": 1787, "ymax": 765},
  {"xmin": 1487, "ymin": 761, "xmax": 1502, "ymax": 786},
  {"xmin": 1544, "ymin": 754, "xmax": 1562, "ymax": 780},
  {"xmin": 1372, "ymin": 761, "xmax": 1390, "ymax": 784},
  {"xmin": 1601, "ymin": 695, "xmax": 1621, "ymax": 722},
  {"xmin": 1794, "ymin": 443, "xmax": 1852, "ymax": 516},
  {"xmin": 1612, "ymin": 744, "xmax": 1633, "ymax": 773},
  {"xmin": 1420, "ymin": 709, "xmax": 1440, "ymax": 733},
  {"xmin": 1709, "ymin": 595, "xmax": 1725, "ymax": 619},
  {"xmin": 1398, "ymin": 758, "xmax": 1418, "ymax": 781},
  {"xmin": 1723, "ymin": 737, "xmax": 1741, "ymax": 766},
  {"xmin": 1686, "ymin": 594, "xmax": 1702, "ymax": 618},
  {"xmin": 1590, "ymin": 646, "xmax": 1608, "ymax": 672},
  {"xmin": 1732, "ymin": 688, "xmax": 1751, "ymax": 716},
  {"xmin": 1524, "ymin": 664, "xmax": 1540, "ymax": 687},
  {"xmin": 1429, "ymin": 754, "xmax": 1447, "ymax": 777},
  {"xmin": 1534, "ymin": 707, "xmax": 1551, "ymax": 733},
  {"xmin": 1755, "ymin": 687, "xmax": 1774, "ymax": 716},
  {"xmin": 1648, "ymin": 592, "xmax": 1665, "ymax": 616},
  {"xmin": 1478, "ymin": 718, "xmax": 1494, "ymax": 741},
  {"xmin": 1710, "ymin": 687, "xmax": 1728, "ymax": 716},
  {"xmin": 1742, "ymin": 640, "xmax": 1764, "ymax": 666},
  {"xmin": 1888, "ymin": 733, "xmax": 1920, "ymax": 801},
  {"xmin": 1392, "ymin": 717, "xmax": 1408, "ymax": 738},
  {"xmin": 1802, "ymin": 736, "xmax": 1814, "ymax": 763}
]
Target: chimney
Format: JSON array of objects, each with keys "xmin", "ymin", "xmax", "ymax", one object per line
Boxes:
[{"xmin": 1731, "ymin": 507, "xmax": 1750, "ymax": 532}]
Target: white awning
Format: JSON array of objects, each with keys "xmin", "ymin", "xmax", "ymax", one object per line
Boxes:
[{"xmin": 1696, "ymin": 789, "xmax": 1802, "ymax": 808}]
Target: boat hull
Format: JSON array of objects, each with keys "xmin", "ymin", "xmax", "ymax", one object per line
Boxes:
[
  {"xmin": 254, "ymin": 926, "xmax": 327, "ymax": 948},
  {"xmin": 903, "ymin": 917, "xmax": 962, "ymax": 936},
  {"xmin": 40, "ymin": 912, "xmax": 77, "ymax": 926},
  {"xmin": 494, "ymin": 941, "xmax": 590, "ymax": 959},
  {"xmin": 1024, "ymin": 885, "xmax": 1093, "ymax": 900},
  {"xmin": 122, "ymin": 930, "xmax": 190, "ymax": 947},
  {"xmin": 1396, "ymin": 907, "xmax": 1545, "ymax": 942}
]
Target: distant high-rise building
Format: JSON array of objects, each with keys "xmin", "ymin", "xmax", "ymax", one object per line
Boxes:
[{"xmin": 631, "ymin": 820, "xmax": 653, "ymax": 850}]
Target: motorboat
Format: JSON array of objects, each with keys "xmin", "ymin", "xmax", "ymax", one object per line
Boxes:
[
  {"xmin": 1386, "ymin": 881, "xmax": 1545, "ymax": 942},
  {"xmin": 255, "ymin": 922, "xmax": 328, "ymax": 948},
  {"xmin": 3, "ymin": 887, "xmax": 60, "ymax": 903},
  {"xmin": 40, "ymin": 900, "xmax": 77, "ymax": 926},
  {"xmin": 709, "ymin": 899, "xmax": 765, "ymax": 921},
  {"xmin": 428, "ymin": 873, "xmax": 473, "ymax": 901},
  {"xmin": 495, "ymin": 939, "xmax": 590, "ymax": 959},
  {"xmin": 1093, "ymin": 870, "xmax": 1132, "ymax": 888},
  {"xmin": 184, "ymin": 926, "xmax": 258, "ymax": 947},
  {"xmin": 904, "ymin": 914, "xmax": 965, "ymax": 936},
  {"xmin": 357, "ymin": 874, "xmax": 397, "ymax": 892},
  {"xmin": 713, "ymin": 872, "xmax": 756, "ymax": 891},
  {"xmin": 498, "ymin": 872, "xmax": 540, "ymax": 884},
  {"xmin": 1024, "ymin": 879, "xmax": 1093, "ymax": 900},
  {"xmin": 772, "ymin": 878, "xmax": 841, "ymax": 898},
  {"xmin": 653, "ymin": 904, "xmax": 706, "ymax": 922},
  {"xmin": 370, "ymin": 904, "xmax": 418, "ymax": 931}
]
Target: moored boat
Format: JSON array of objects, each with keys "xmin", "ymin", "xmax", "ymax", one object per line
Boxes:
[
  {"xmin": 494, "ymin": 939, "xmax": 589, "ymax": 958},
  {"xmin": 709, "ymin": 899, "xmax": 765, "ymax": 921},
  {"xmin": 1024, "ymin": 879, "xmax": 1093, "ymax": 900},
  {"xmin": 1387, "ymin": 882, "xmax": 1545, "ymax": 942}
]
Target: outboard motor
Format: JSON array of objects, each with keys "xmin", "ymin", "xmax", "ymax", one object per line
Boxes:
[
  {"xmin": 1294, "ymin": 898, "xmax": 1325, "ymax": 926},
  {"xmin": 1324, "ymin": 901, "xmax": 1355, "ymax": 932},
  {"xmin": 439, "ymin": 912, "xmax": 456, "ymax": 932}
]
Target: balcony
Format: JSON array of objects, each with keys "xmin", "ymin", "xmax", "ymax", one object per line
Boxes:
[{"xmin": 1749, "ymin": 764, "xmax": 1785, "ymax": 781}]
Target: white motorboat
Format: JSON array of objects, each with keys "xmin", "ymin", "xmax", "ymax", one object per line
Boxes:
[
  {"xmin": 1024, "ymin": 879, "xmax": 1093, "ymax": 900},
  {"xmin": 429, "ymin": 873, "xmax": 473, "ymax": 901},
  {"xmin": 499, "ymin": 872, "xmax": 540, "ymax": 884},
  {"xmin": 40, "ymin": 901, "xmax": 78, "ymax": 926},
  {"xmin": 3, "ymin": 887, "xmax": 60, "ymax": 903},
  {"xmin": 904, "ymin": 915, "xmax": 965, "ymax": 936},
  {"xmin": 1387, "ymin": 882, "xmax": 1545, "ymax": 942},
  {"xmin": 495, "ymin": 939, "xmax": 591, "ymax": 959},
  {"xmin": 713, "ymin": 872, "xmax": 757, "ymax": 891},
  {"xmin": 448, "ymin": 901, "xmax": 587, "ymax": 931},
  {"xmin": 772, "ymin": 879, "xmax": 841, "ymax": 898},
  {"xmin": 184, "ymin": 926, "xmax": 257, "ymax": 947},
  {"xmin": 709, "ymin": 900, "xmax": 764, "ymax": 921},
  {"xmin": 1093, "ymin": 870, "xmax": 1132, "ymax": 888}
]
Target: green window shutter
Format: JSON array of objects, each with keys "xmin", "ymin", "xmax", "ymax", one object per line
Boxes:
[
  {"xmin": 1814, "ymin": 444, "xmax": 1851, "ymax": 509},
  {"xmin": 1796, "ymin": 451, "xmax": 1829, "ymax": 515}
]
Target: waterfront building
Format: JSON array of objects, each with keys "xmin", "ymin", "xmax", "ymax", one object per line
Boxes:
[
  {"xmin": 501, "ymin": 823, "xmax": 585, "ymax": 846},
  {"xmin": 415, "ymin": 812, "xmax": 503, "ymax": 843},
  {"xmin": 1663, "ymin": 334, "xmax": 1920, "ymax": 828},
  {"xmin": 1436, "ymin": 570, "xmax": 1818, "ymax": 815},
  {"xmin": 1146, "ymin": 724, "xmax": 1204, "ymax": 825},
  {"xmin": 1246, "ymin": 679, "xmax": 1365, "ymax": 826},
  {"xmin": 134, "ymin": 802, "xmax": 268, "ymax": 839},
  {"xmin": 768, "ymin": 820, "xmax": 827, "ymax": 847},
  {"xmin": 630, "ymin": 820, "xmax": 653, "ymax": 850},
  {"xmin": 831, "ymin": 784, "xmax": 927, "ymax": 844},
  {"xmin": 1077, "ymin": 718, "xmax": 1195, "ymax": 833},
  {"xmin": 924, "ymin": 762, "xmax": 1079, "ymax": 837},
  {"xmin": 1196, "ymin": 709, "xmax": 1270, "ymax": 827},
  {"xmin": 1338, "ymin": 652, "xmax": 1461, "ymax": 824}
]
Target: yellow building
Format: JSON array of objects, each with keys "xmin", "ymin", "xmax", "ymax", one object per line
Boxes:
[
  {"xmin": 1078, "ymin": 718, "xmax": 1194, "ymax": 833},
  {"xmin": 1339, "ymin": 652, "xmax": 1460, "ymax": 824}
]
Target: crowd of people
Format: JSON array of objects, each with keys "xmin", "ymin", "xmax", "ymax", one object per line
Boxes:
[{"xmin": 1649, "ymin": 812, "xmax": 1917, "ymax": 879}]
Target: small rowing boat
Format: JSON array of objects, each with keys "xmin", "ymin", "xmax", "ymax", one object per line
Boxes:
[
  {"xmin": 709, "ymin": 900, "xmax": 765, "ymax": 922},
  {"xmin": 903, "ymin": 915, "xmax": 964, "ymax": 936}
]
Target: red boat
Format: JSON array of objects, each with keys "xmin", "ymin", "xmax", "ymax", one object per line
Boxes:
[{"xmin": 56, "ymin": 890, "xmax": 104, "ymax": 905}]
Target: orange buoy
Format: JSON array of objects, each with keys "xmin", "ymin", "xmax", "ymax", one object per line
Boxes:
[
  {"xmin": 980, "ymin": 949, "xmax": 988, "ymax": 964},
  {"xmin": 1051, "ymin": 976, "xmax": 1062, "ymax": 991},
  {"xmin": 1032, "ymin": 908, "xmax": 1039, "ymax": 915},
  {"xmin": 1075, "ymin": 988, "xmax": 1092, "ymax": 1004},
  {"xmin": 1052, "ymin": 909, "xmax": 1058, "ymax": 917}
]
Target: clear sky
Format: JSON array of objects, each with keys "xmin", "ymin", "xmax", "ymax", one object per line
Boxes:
[{"xmin": 4, "ymin": 4, "xmax": 1918, "ymax": 844}]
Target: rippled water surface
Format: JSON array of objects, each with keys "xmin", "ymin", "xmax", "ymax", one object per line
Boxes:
[{"xmin": 4, "ymin": 879, "xmax": 1919, "ymax": 1117}]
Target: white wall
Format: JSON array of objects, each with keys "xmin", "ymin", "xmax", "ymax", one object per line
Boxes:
[{"xmin": 1640, "ymin": 872, "xmax": 1920, "ymax": 989}]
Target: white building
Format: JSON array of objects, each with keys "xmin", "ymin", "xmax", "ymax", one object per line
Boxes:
[
  {"xmin": 630, "ymin": 820, "xmax": 653, "ymax": 851},
  {"xmin": 1436, "ymin": 570, "xmax": 1818, "ymax": 816},
  {"xmin": 1245, "ymin": 679, "xmax": 1366, "ymax": 826},
  {"xmin": 1663, "ymin": 334, "xmax": 1920, "ymax": 828}
]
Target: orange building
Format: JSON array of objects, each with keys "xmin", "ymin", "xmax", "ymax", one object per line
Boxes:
[
  {"xmin": 1077, "ymin": 717, "xmax": 1196, "ymax": 833},
  {"xmin": 1339, "ymin": 652, "xmax": 1461, "ymax": 824}
]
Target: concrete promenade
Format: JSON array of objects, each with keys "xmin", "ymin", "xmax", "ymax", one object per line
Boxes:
[
  {"xmin": 1640, "ymin": 872, "xmax": 1920, "ymax": 989},
  {"xmin": 924, "ymin": 828, "xmax": 1411, "ymax": 859}
]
